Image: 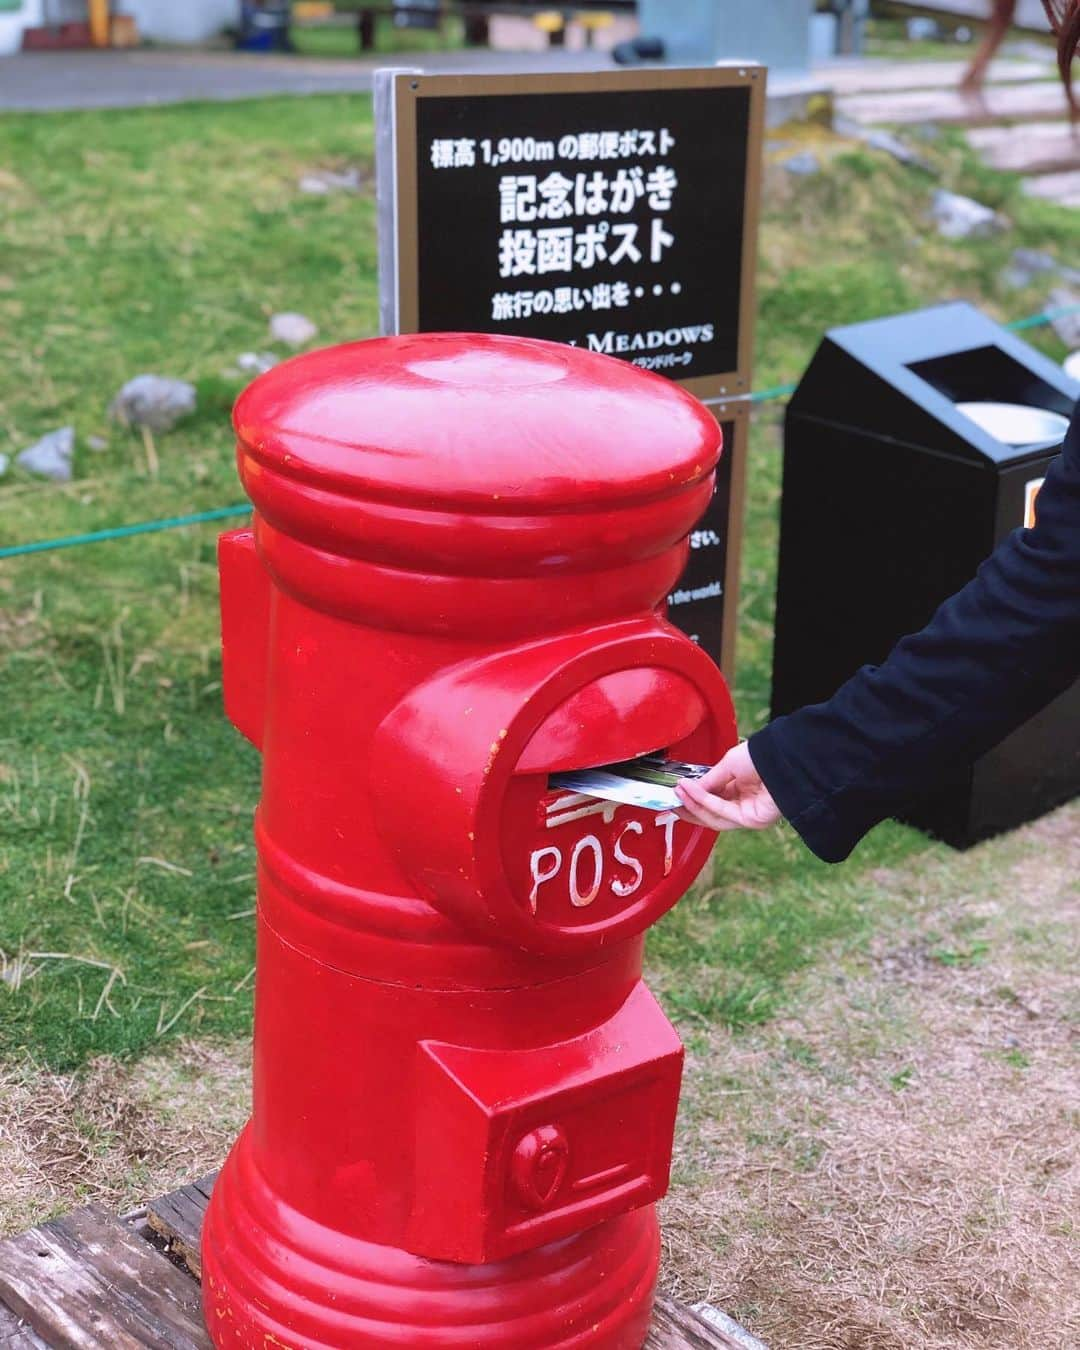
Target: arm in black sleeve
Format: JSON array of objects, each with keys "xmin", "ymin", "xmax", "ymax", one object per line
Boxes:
[{"xmin": 748, "ymin": 410, "xmax": 1080, "ymax": 863}]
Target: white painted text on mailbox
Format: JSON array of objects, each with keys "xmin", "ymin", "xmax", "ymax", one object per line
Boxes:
[{"xmin": 529, "ymin": 802, "xmax": 678, "ymax": 914}]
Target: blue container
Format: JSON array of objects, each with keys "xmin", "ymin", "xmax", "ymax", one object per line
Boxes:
[{"xmin": 237, "ymin": 1, "xmax": 290, "ymax": 52}]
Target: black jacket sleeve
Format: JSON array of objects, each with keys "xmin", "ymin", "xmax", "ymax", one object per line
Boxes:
[{"xmin": 748, "ymin": 405, "xmax": 1080, "ymax": 863}]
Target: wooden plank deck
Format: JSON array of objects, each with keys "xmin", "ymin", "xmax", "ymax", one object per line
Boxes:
[
  {"xmin": 144, "ymin": 1174, "xmax": 217, "ymax": 1282},
  {"xmin": 838, "ymin": 78, "xmax": 1071, "ymax": 127},
  {"xmin": 967, "ymin": 120, "xmax": 1080, "ymax": 176},
  {"xmin": 818, "ymin": 57, "xmax": 1052, "ymax": 97},
  {"xmin": 1022, "ymin": 167, "xmax": 1080, "ymax": 207},
  {"xmin": 0, "ymin": 1298, "xmax": 48, "ymax": 1349},
  {"xmin": 0, "ymin": 1176, "xmax": 756, "ymax": 1349},
  {"xmin": 0, "ymin": 1206, "xmax": 210, "ymax": 1350}
]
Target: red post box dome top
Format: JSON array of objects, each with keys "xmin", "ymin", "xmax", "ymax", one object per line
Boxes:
[
  {"xmin": 233, "ymin": 333, "xmax": 721, "ymax": 632},
  {"xmin": 235, "ymin": 332, "xmax": 720, "ymax": 514}
]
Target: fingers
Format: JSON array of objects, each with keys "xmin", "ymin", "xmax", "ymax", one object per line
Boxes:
[
  {"xmin": 674, "ymin": 759, "xmax": 782, "ymax": 834},
  {"xmin": 695, "ymin": 740, "xmax": 758, "ymax": 794},
  {"xmin": 675, "ymin": 805, "xmax": 744, "ymax": 832}
]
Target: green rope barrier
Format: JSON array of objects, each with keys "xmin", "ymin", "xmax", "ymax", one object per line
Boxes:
[
  {"xmin": 1006, "ymin": 301, "xmax": 1080, "ymax": 333},
  {"xmin": 0, "ymin": 505, "xmax": 251, "ymax": 561},
  {"xmin": 750, "ymin": 382, "xmax": 798, "ymax": 403},
  {"xmin": 2, "ymin": 303, "xmax": 1077, "ymax": 563}
]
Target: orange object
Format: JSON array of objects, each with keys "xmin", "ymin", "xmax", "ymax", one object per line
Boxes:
[
  {"xmin": 110, "ymin": 14, "xmax": 139, "ymax": 47},
  {"xmin": 87, "ymin": 0, "xmax": 110, "ymax": 48}
]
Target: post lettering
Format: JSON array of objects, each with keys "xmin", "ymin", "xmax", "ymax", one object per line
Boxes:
[
  {"xmin": 655, "ymin": 811, "xmax": 677, "ymax": 877},
  {"xmin": 529, "ymin": 846, "xmax": 562, "ymax": 914},
  {"xmin": 569, "ymin": 835, "xmax": 604, "ymax": 908},
  {"xmin": 611, "ymin": 821, "xmax": 644, "ymax": 898}
]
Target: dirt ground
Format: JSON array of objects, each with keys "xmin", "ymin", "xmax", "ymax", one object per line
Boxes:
[
  {"xmin": 1, "ymin": 805, "xmax": 1077, "ymax": 1350},
  {"xmin": 0, "ymin": 1040, "xmax": 249, "ymax": 1237},
  {"xmin": 664, "ymin": 803, "xmax": 1080, "ymax": 1349}
]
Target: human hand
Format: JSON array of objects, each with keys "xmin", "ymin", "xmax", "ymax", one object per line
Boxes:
[{"xmin": 674, "ymin": 741, "xmax": 782, "ymax": 833}]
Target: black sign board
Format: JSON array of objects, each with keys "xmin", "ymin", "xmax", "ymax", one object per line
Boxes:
[{"xmin": 377, "ymin": 67, "xmax": 764, "ymax": 401}]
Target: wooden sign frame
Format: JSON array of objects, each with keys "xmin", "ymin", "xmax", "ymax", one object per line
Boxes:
[{"xmin": 376, "ymin": 64, "xmax": 765, "ymax": 401}]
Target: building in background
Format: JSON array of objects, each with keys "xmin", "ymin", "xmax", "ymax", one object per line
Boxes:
[
  {"xmin": 630, "ymin": 0, "xmax": 815, "ymax": 74},
  {"xmin": 0, "ymin": 0, "xmax": 43, "ymax": 54},
  {"xmin": 124, "ymin": 0, "xmax": 238, "ymax": 43}
]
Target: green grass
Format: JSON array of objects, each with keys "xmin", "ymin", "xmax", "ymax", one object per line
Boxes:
[
  {"xmin": 0, "ymin": 96, "xmax": 1074, "ymax": 1069},
  {"xmin": 864, "ymin": 14, "xmax": 1057, "ymax": 62}
]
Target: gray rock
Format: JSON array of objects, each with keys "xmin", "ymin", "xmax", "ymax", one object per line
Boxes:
[
  {"xmin": 270, "ymin": 311, "xmax": 319, "ymax": 346},
  {"xmin": 16, "ymin": 426, "xmax": 74, "ymax": 481},
  {"xmin": 1047, "ymin": 287, "xmax": 1080, "ymax": 349},
  {"xmin": 86, "ymin": 434, "xmax": 109, "ymax": 451},
  {"xmin": 783, "ymin": 151, "xmax": 820, "ymax": 177},
  {"xmin": 236, "ymin": 351, "xmax": 280, "ymax": 374},
  {"xmin": 906, "ymin": 17, "xmax": 941, "ymax": 41},
  {"xmin": 930, "ymin": 188, "xmax": 1007, "ymax": 240},
  {"xmin": 298, "ymin": 167, "xmax": 364, "ymax": 195},
  {"xmin": 110, "ymin": 374, "xmax": 196, "ymax": 433},
  {"xmin": 834, "ymin": 115, "xmax": 935, "ymax": 173},
  {"xmin": 1001, "ymin": 248, "xmax": 1060, "ymax": 289},
  {"xmin": 863, "ymin": 128, "xmax": 934, "ymax": 173}
]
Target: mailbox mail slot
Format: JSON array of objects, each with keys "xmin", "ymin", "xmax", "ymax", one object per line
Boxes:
[{"xmin": 202, "ymin": 333, "xmax": 737, "ymax": 1349}]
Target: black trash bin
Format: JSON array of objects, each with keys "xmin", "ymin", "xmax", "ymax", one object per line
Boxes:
[{"xmin": 771, "ymin": 301, "xmax": 1080, "ymax": 848}]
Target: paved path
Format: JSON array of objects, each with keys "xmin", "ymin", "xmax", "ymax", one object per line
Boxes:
[
  {"xmin": 0, "ymin": 43, "xmax": 824, "ymax": 125},
  {"xmin": 0, "ymin": 46, "xmax": 610, "ymax": 112}
]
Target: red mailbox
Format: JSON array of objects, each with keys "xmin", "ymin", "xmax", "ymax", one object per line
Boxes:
[{"xmin": 201, "ymin": 333, "xmax": 737, "ymax": 1348}]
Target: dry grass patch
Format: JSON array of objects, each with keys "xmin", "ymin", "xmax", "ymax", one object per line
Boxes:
[
  {"xmin": 663, "ymin": 804, "xmax": 1080, "ymax": 1349},
  {"xmin": 0, "ymin": 1038, "xmax": 248, "ymax": 1237}
]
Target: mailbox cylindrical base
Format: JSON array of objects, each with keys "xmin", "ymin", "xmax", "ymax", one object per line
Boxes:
[{"xmin": 202, "ymin": 1126, "xmax": 660, "ymax": 1348}]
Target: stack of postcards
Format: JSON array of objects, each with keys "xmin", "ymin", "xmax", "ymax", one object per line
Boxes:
[{"xmin": 550, "ymin": 756, "xmax": 709, "ymax": 813}]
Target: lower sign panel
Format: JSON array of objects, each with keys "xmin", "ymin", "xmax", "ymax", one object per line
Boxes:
[{"xmin": 666, "ymin": 410, "xmax": 746, "ymax": 676}]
